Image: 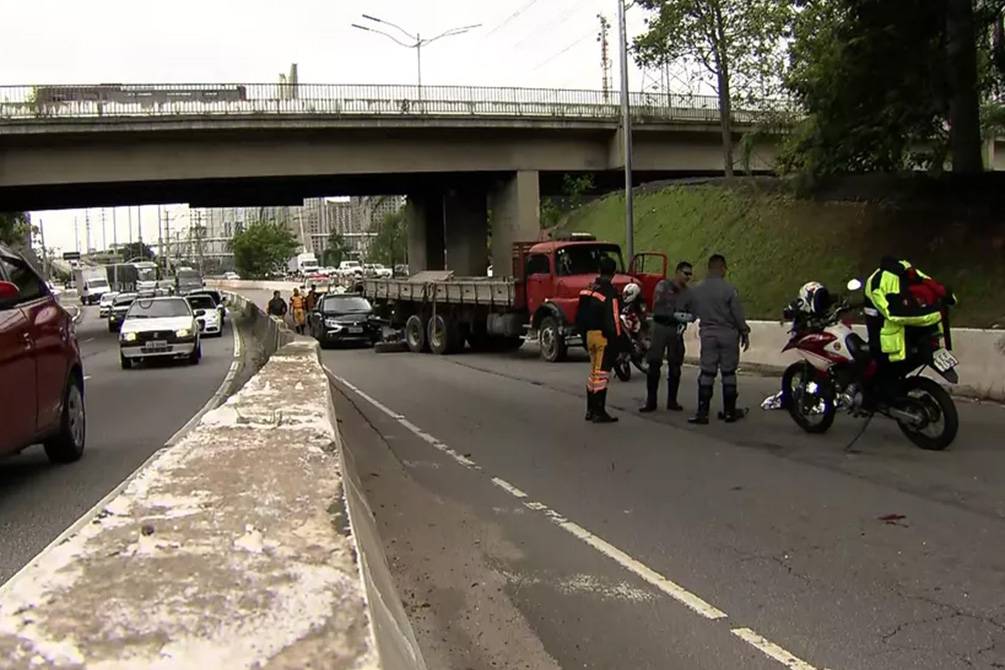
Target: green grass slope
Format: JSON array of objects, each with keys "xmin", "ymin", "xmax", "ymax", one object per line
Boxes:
[{"xmin": 562, "ymin": 182, "xmax": 1005, "ymax": 328}]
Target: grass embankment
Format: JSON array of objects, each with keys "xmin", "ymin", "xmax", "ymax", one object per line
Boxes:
[{"xmin": 562, "ymin": 181, "xmax": 1005, "ymax": 327}]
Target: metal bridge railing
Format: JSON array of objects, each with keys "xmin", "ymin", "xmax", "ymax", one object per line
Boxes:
[{"xmin": 0, "ymin": 83, "xmax": 790, "ymax": 124}]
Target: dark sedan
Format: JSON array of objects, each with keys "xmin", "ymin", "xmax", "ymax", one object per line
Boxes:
[
  {"xmin": 308, "ymin": 294, "xmax": 379, "ymax": 348},
  {"xmin": 107, "ymin": 292, "xmax": 138, "ymax": 332}
]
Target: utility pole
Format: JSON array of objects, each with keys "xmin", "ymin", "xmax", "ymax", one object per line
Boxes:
[
  {"xmin": 73, "ymin": 217, "xmax": 80, "ymax": 254},
  {"xmin": 598, "ymin": 14, "xmax": 612, "ymax": 102},
  {"xmin": 157, "ymin": 206, "xmax": 165, "ymax": 272},
  {"xmin": 112, "ymin": 207, "xmax": 118, "ymax": 253},
  {"xmin": 137, "ymin": 206, "xmax": 143, "ymax": 246},
  {"xmin": 128, "ymin": 207, "xmax": 133, "ymax": 245},
  {"xmin": 100, "ymin": 208, "xmax": 107, "ymax": 252},
  {"xmin": 617, "ymin": 0, "xmax": 635, "ymax": 265},
  {"xmin": 84, "ymin": 210, "xmax": 92, "ymax": 254},
  {"xmin": 38, "ymin": 218, "xmax": 48, "ymax": 278}
]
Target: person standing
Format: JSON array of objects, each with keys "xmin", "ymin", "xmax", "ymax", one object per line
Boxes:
[
  {"xmin": 640, "ymin": 261, "xmax": 694, "ymax": 413},
  {"xmin": 687, "ymin": 254, "xmax": 750, "ymax": 424},
  {"xmin": 266, "ymin": 290, "xmax": 288, "ymax": 318},
  {"xmin": 289, "ymin": 288, "xmax": 307, "ymax": 335},
  {"xmin": 575, "ymin": 256, "xmax": 622, "ymax": 423},
  {"xmin": 305, "ymin": 284, "xmax": 320, "ymax": 313}
]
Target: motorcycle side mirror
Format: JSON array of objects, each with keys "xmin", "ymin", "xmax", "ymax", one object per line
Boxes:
[{"xmin": 846, "ymin": 278, "xmax": 863, "ymax": 292}]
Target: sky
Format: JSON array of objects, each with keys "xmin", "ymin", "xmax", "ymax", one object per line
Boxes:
[{"xmin": 5, "ymin": 0, "xmax": 672, "ymax": 252}]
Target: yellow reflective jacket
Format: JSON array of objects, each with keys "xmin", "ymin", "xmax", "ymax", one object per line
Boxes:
[{"xmin": 865, "ymin": 261, "xmax": 943, "ymax": 362}]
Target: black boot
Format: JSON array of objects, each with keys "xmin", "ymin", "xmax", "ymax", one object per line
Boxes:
[
  {"xmin": 688, "ymin": 385, "xmax": 712, "ymax": 425},
  {"xmin": 720, "ymin": 385, "xmax": 748, "ymax": 423},
  {"xmin": 639, "ymin": 370, "xmax": 659, "ymax": 412},
  {"xmin": 666, "ymin": 373, "xmax": 683, "ymax": 411},
  {"xmin": 585, "ymin": 391, "xmax": 595, "ymax": 421},
  {"xmin": 592, "ymin": 389, "xmax": 619, "ymax": 423}
]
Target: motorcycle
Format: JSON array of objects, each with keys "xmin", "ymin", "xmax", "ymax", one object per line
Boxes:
[
  {"xmin": 779, "ymin": 279, "xmax": 959, "ymax": 450},
  {"xmin": 613, "ymin": 308, "xmax": 651, "ymax": 381}
]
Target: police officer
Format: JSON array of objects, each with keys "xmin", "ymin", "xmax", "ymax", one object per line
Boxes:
[
  {"xmin": 640, "ymin": 261, "xmax": 694, "ymax": 413},
  {"xmin": 687, "ymin": 254, "xmax": 750, "ymax": 424},
  {"xmin": 576, "ymin": 256, "xmax": 622, "ymax": 423}
]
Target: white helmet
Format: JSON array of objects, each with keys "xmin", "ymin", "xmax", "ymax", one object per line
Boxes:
[
  {"xmin": 797, "ymin": 281, "xmax": 827, "ymax": 314},
  {"xmin": 622, "ymin": 282, "xmax": 642, "ymax": 305}
]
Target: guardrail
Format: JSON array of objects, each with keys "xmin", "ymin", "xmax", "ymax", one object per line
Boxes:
[{"xmin": 0, "ymin": 83, "xmax": 793, "ymax": 124}]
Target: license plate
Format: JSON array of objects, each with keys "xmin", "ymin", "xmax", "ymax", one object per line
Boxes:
[
  {"xmin": 932, "ymin": 348, "xmax": 959, "ymax": 373},
  {"xmin": 143, "ymin": 340, "xmax": 169, "ymax": 352},
  {"xmin": 348, "ymin": 327, "xmax": 363, "ymax": 334}
]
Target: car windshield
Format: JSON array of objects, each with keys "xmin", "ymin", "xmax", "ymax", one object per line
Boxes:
[
  {"xmin": 555, "ymin": 245, "xmax": 624, "ymax": 277},
  {"xmin": 189, "ymin": 292, "xmax": 220, "ymax": 304},
  {"xmin": 126, "ymin": 298, "xmax": 191, "ymax": 319},
  {"xmin": 187, "ymin": 296, "xmax": 216, "ymax": 310},
  {"xmin": 322, "ymin": 296, "xmax": 371, "ymax": 314},
  {"xmin": 114, "ymin": 294, "xmax": 137, "ymax": 306}
]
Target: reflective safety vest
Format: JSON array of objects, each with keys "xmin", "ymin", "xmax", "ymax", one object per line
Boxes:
[{"xmin": 864, "ymin": 261, "xmax": 943, "ymax": 362}]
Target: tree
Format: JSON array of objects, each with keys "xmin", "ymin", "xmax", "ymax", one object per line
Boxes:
[
  {"xmin": 323, "ymin": 231, "xmax": 350, "ymax": 267},
  {"xmin": 0, "ymin": 212, "xmax": 30, "ymax": 246},
  {"xmin": 541, "ymin": 174, "xmax": 596, "ymax": 229},
  {"xmin": 119, "ymin": 241, "xmax": 157, "ymax": 262},
  {"xmin": 634, "ymin": 0, "xmax": 792, "ymax": 177},
  {"xmin": 368, "ymin": 209, "xmax": 407, "ymax": 268},
  {"xmin": 229, "ymin": 220, "xmax": 299, "ymax": 279}
]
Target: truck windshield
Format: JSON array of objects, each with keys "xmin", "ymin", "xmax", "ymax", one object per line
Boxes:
[{"xmin": 555, "ymin": 245, "xmax": 624, "ymax": 276}]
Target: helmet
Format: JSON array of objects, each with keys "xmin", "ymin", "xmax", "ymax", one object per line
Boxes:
[
  {"xmin": 622, "ymin": 282, "xmax": 642, "ymax": 305},
  {"xmin": 797, "ymin": 281, "xmax": 831, "ymax": 314}
]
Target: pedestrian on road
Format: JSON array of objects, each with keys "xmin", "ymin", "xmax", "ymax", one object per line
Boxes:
[
  {"xmin": 267, "ymin": 290, "xmax": 287, "ymax": 319},
  {"xmin": 687, "ymin": 254, "xmax": 751, "ymax": 424},
  {"xmin": 640, "ymin": 261, "xmax": 695, "ymax": 413},
  {"xmin": 575, "ymin": 256, "xmax": 622, "ymax": 424},
  {"xmin": 289, "ymin": 288, "xmax": 307, "ymax": 335},
  {"xmin": 305, "ymin": 284, "xmax": 320, "ymax": 312}
]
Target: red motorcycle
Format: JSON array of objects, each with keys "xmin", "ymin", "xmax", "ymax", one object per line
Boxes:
[{"xmin": 779, "ymin": 280, "xmax": 959, "ymax": 450}]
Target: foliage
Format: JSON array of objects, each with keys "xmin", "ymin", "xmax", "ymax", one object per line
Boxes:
[
  {"xmin": 541, "ymin": 174, "xmax": 596, "ymax": 229},
  {"xmin": 323, "ymin": 231, "xmax": 350, "ymax": 267},
  {"xmin": 118, "ymin": 241, "xmax": 157, "ymax": 262},
  {"xmin": 229, "ymin": 220, "xmax": 299, "ymax": 279},
  {"xmin": 368, "ymin": 208, "xmax": 407, "ymax": 267},
  {"xmin": 0, "ymin": 212, "xmax": 30, "ymax": 246},
  {"xmin": 634, "ymin": 0, "xmax": 792, "ymax": 176}
]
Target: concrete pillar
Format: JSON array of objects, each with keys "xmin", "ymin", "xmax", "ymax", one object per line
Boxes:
[
  {"xmin": 488, "ymin": 170, "xmax": 540, "ymax": 277},
  {"xmin": 405, "ymin": 193, "xmax": 444, "ymax": 273},
  {"xmin": 443, "ymin": 190, "xmax": 488, "ymax": 276}
]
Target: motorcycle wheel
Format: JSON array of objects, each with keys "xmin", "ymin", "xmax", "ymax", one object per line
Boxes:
[
  {"xmin": 781, "ymin": 361, "xmax": 836, "ymax": 434},
  {"xmin": 614, "ymin": 358, "xmax": 632, "ymax": 382},
  {"xmin": 896, "ymin": 377, "xmax": 958, "ymax": 450}
]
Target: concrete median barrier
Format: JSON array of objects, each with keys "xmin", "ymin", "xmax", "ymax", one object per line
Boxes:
[{"xmin": 0, "ymin": 337, "xmax": 425, "ymax": 669}]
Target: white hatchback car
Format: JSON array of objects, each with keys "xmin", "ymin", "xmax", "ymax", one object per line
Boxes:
[
  {"xmin": 119, "ymin": 296, "xmax": 201, "ymax": 369},
  {"xmin": 187, "ymin": 293, "xmax": 223, "ymax": 337}
]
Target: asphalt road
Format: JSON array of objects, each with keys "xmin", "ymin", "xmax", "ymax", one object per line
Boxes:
[
  {"xmin": 323, "ymin": 340, "xmax": 1005, "ymax": 670},
  {"xmin": 0, "ymin": 304, "xmax": 235, "ymax": 585}
]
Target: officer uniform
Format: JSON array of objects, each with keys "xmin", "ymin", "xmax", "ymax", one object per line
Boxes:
[
  {"xmin": 642, "ymin": 279, "xmax": 692, "ymax": 411},
  {"xmin": 688, "ymin": 275, "xmax": 750, "ymax": 423},
  {"xmin": 576, "ymin": 276, "xmax": 622, "ymax": 423}
]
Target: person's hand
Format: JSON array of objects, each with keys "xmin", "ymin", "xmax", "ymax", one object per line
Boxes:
[{"xmin": 741, "ymin": 333, "xmax": 750, "ymax": 352}]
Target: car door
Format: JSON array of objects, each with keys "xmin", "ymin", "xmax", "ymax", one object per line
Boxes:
[
  {"xmin": 3, "ymin": 256, "xmax": 67, "ymax": 434},
  {"xmin": 0, "ymin": 259, "xmax": 37, "ymax": 454}
]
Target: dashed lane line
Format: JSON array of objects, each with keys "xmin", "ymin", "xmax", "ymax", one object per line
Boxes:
[{"xmin": 330, "ymin": 372, "xmax": 829, "ymax": 670}]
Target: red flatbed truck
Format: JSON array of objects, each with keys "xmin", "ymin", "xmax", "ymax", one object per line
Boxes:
[{"xmin": 362, "ymin": 236, "xmax": 667, "ymax": 361}]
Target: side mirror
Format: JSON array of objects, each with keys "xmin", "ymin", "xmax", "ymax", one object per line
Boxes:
[
  {"xmin": 194, "ymin": 308, "xmax": 206, "ymax": 316},
  {"xmin": 846, "ymin": 278, "xmax": 863, "ymax": 292},
  {"xmin": 0, "ymin": 281, "xmax": 19, "ymax": 301}
]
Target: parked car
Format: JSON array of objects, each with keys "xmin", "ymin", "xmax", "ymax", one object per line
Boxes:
[
  {"xmin": 307, "ymin": 294, "xmax": 379, "ymax": 348},
  {"xmin": 187, "ymin": 289, "xmax": 227, "ymax": 323},
  {"xmin": 363, "ymin": 263, "xmax": 393, "ymax": 279},
  {"xmin": 0, "ymin": 243, "xmax": 86, "ymax": 463},
  {"xmin": 108, "ymin": 292, "xmax": 138, "ymax": 332},
  {"xmin": 187, "ymin": 294, "xmax": 223, "ymax": 337},
  {"xmin": 222, "ymin": 271, "xmax": 241, "ymax": 280},
  {"xmin": 393, "ymin": 264, "xmax": 410, "ymax": 277},
  {"xmin": 119, "ymin": 296, "xmax": 201, "ymax": 369},
  {"xmin": 98, "ymin": 291, "xmax": 120, "ymax": 318}
]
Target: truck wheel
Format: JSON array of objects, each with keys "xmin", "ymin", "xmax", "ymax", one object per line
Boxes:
[
  {"xmin": 539, "ymin": 316, "xmax": 567, "ymax": 362},
  {"xmin": 405, "ymin": 315, "xmax": 429, "ymax": 353},
  {"xmin": 428, "ymin": 314, "xmax": 462, "ymax": 355}
]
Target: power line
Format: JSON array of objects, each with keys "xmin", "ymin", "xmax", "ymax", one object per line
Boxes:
[
  {"xmin": 485, "ymin": 0, "xmax": 542, "ymax": 37},
  {"xmin": 511, "ymin": 0, "xmax": 584, "ymax": 48},
  {"xmin": 532, "ymin": 32, "xmax": 593, "ymax": 71}
]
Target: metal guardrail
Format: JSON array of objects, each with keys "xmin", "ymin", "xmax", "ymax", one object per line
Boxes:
[{"xmin": 0, "ymin": 83, "xmax": 790, "ymax": 124}]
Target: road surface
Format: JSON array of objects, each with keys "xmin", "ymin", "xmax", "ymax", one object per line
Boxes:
[
  {"xmin": 323, "ymin": 341, "xmax": 1005, "ymax": 670},
  {"xmin": 0, "ymin": 305, "xmax": 235, "ymax": 584}
]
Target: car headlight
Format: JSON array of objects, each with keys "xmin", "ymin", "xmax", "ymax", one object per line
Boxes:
[
  {"xmin": 324, "ymin": 318, "xmax": 341, "ymax": 329},
  {"xmin": 175, "ymin": 328, "xmax": 192, "ymax": 338},
  {"xmin": 121, "ymin": 331, "xmax": 138, "ymax": 342}
]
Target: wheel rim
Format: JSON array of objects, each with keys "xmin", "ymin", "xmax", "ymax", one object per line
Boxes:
[
  {"xmin": 789, "ymin": 370, "xmax": 828, "ymax": 425},
  {"xmin": 67, "ymin": 384, "xmax": 84, "ymax": 448},
  {"xmin": 540, "ymin": 325, "xmax": 555, "ymax": 357},
  {"xmin": 902, "ymin": 390, "xmax": 944, "ymax": 438},
  {"xmin": 430, "ymin": 318, "xmax": 444, "ymax": 348}
]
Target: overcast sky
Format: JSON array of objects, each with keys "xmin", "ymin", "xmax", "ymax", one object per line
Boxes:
[{"xmin": 7, "ymin": 0, "xmax": 668, "ymax": 252}]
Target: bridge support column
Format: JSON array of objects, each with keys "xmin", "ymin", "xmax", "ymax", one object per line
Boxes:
[
  {"xmin": 443, "ymin": 190, "xmax": 488, "ymax": 276},
  {"xmin": 489, "ymin": 170, "xmax": 540, "ymax": 277},
  {"xmin": 406, "ymin": 193, "xmax": 445, "ymax": 273}
]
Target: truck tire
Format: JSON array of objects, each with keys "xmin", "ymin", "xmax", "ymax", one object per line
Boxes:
[
  {"xmin": 405, "ymin": 315, "xmax": 429, "ymax": 353},
  {"xmin": 428, "ymin": 314, "xmax": 462, "ymax": 355},
  {"xmin": 539, "ymin": 316, "xmax": 567, "ymax": 362}
]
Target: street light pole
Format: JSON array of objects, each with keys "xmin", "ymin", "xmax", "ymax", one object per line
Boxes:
[
  {"xmin": 352, "ymin": 15, "xmax": 480, "ymax": 105},
  {"xmin": 617, "ymin": 0, "xmax": 635, "ymax": 265}
]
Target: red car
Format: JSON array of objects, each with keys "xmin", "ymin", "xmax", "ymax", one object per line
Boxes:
[{"xmin": 0, "ymin": 243, "xmax": 86, "ymax": 463}]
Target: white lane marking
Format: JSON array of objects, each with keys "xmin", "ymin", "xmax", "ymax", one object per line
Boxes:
[
  {"xmin": 83, "ymin": 337, "xmax": 95, "ymax": 343},
  {"xmin": 332, "ymin": 370, "xmax": 829, "ymax": 670},
  {"xmin": 732, "ymin": 628, "xmax": 824, "ymax": 670},
  {"xmin": 491, "ymin": 477, "xmax": 528, "ymax": 499}
]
